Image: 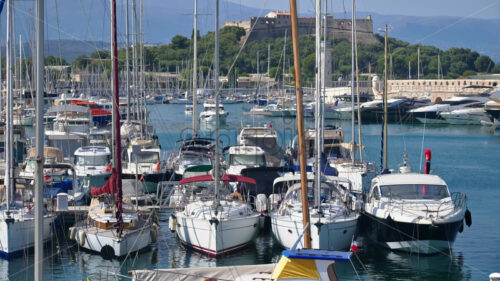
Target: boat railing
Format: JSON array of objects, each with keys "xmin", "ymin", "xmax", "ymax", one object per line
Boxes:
[{"xmin": 450, "ymin": 192, "xmax": 467, "ymax": 212}]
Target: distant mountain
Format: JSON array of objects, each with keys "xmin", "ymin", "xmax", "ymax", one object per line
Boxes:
[
  {"xmin": 365, "ymin": 13, "xmax": 500, "ymax": 62},
  {"xmin": 4, "ymin": 1, "xmax": 499, "ymax": 62}
]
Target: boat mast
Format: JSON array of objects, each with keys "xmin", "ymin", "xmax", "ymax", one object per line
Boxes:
[
  {"xmin": 383, "ymin": 25, "xmax": 388, "ymax": 172},
  {"xmin": 353, "ymin": 0, "xmax": 363, "ymax": 162},
  {"xmin": 132, "ymin": 0, "xmax": 138, "ymax": 121},
  {"xmin": 125, "ymin": 0, "xmax": 130, "ymax": 121},
  {"xmin": 314, "ymin": 0, "xmax": 321, "ymax": 209},
  {"xmin": 350, "ymin": 0, "xmax": 356, "ymax": 164},
  {"xmin": 214, "ymin": 0, "xmax": 220, "ymax": 208},
  {"xmin": 111, "ymin": 0, "xmax": 123, "ymax": 232},
  {"xmin": 192, "ymin": 0, "xmax": 198, "ymax": 137},
  {"xmin": 417, "ymin": 47, "xmax": 420, "ymax": 80},
  {"xmin": 34, "ymin": 0, "xmax": 45, "ymax": 279},
  {"xmin": 5, "ymin": 0, "xmax": 13, "ymax": 213},
  {"xmin": 290, "ymin": 0, "xmax": 311, "ymax": 249}
]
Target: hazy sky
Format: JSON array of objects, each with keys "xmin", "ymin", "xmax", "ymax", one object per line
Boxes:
[{"xmin": 227, "ymin": 0, "xmax": 500, "ymax": 19}]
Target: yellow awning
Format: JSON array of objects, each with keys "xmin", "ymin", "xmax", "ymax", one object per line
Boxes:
[{"xmin": 272, "ymin": 256, "xmax": 319, "ymax": 280}]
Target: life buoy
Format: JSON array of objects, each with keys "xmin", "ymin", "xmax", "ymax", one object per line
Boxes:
[{"xmin": 228, "ymin": 192, "xmax": 243, "ymax": 201}]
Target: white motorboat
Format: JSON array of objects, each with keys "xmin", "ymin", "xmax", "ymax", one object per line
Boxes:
[
  {"xmin": 13, "ymin": 108, "xmax": 35, "ymax": 126},
  {"xmin": 174, "ymin": 174, "xmax": 261, "ymax": 256},
  {"xmin": 200, "ymin": 101, "xmax": 228, "ymax": 123},
  {"xmin": 238, "ymin": 125, "xmax": 285, "ymax": 166},
  {"xmin": 226, "ymin": 145, "xmax": 266, "ymax": 176},
  {"xmin": 122, "ymin": 139, "xmax": 169, "ymax": 193},
  {"xmin": 270, "ymin": 174, "xmax": 359, "ymax": 250},
  {"xmin": 171, "ymin": 138, "xmax": 215, "ymax": 180},
  {"xmin": 410, "ymin": 95, "xmax": 489, "ymax": 124},
  {"xmin": 74, "ymin": 146, "xmax": 112, "ymax": 194},
  {"xmin": 440, "ymin": 103, "xmax": 491, "ymax": 125},
  {"xmin": 184, "ymin": 104, "xmax": 193, "ymax": 114},
  {"xmin": 485, "ymin": 100, "xmax": 500, "ymax": 123},
  {"xmin": 363, "ymin": 172, "xmax": 470, "ymax": 254}
]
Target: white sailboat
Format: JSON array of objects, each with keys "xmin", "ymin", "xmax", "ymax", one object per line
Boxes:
[
  {"xmin": 174, "ymin": 0, "xmax": 260, "ymax": 257},
  {"xmin": 1, "ymin": 0, "xmax": 55, "ymax": 260},
  {"xmin": 69, "ymin": 0, "xmax": 154, "ymax": 258}
]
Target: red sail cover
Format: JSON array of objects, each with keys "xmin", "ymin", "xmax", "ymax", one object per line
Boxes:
[{"xmin": 90, "ymin": 170, "xmax": 117, "ymax": 196}]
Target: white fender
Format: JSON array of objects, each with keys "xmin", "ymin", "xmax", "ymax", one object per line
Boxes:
[{"xmin": 79, "ymin": 231, "xmax": 86, "ymax": 247}]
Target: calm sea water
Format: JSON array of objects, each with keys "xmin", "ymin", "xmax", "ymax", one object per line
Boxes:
[{"xmin": 2, "ymin": 103, "xmax": 499, "ymax": 280}]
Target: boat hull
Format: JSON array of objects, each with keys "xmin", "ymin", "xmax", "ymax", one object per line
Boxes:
[
  {"xmin": 73, "ymin": 226, "xmax": 152, "ymax": 257},
  {"xmin": 362, "ymin": 212, "xmax": 463, "ymax": 254},
  {"xmin": 175, "ymin": 213, "xmax": 260, "ymax": 256},
  {"xmin": 271, "ymin": 214, "xmax": 358, "ymax": 250},
  {"xmin": 0, "ymin": 215, "xmax": 55, "ymax": 259},
  {"xmin": 13, "ymin": 116, "xmax": 35, "ymax": 126}
]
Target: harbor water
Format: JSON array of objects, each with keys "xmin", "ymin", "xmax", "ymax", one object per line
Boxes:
[{"xmin": 1, "ymin": 103, "xmax": 499, "ymax": 280}]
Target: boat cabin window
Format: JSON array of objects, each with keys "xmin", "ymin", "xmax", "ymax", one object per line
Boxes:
[
  {"xmin": 131, "ymin": 151, "xmax": 160, "ymax": 163},
  {"xmin": 90, "ymin": 134, "xmax": 105, "ymax": 141},
  {"xmin": 76, "ymin": 155, "xmax": 111, "ymax": 166},
  {"xmin": 379, "ymin": 184, "xmax": 449, "ymax": 200},
  {"xmin": 373, "ymin": 186, "xmax": 381, "ymax": 200},
  {"xmin": 230, "ymin": 154, "xmax": 265, "ymax": 166}
]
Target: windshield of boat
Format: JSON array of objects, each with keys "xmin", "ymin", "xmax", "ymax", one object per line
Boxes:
[
  {"xmin": 76, "ymin": 155, "xmax": 110, "ymax": 166},
  {"xmin": 230, "ymin": 154, "xmax": 265, "ymax": 166},
  {"xmin": 379, "ymin": 184, "xmax": 450, "ymax": 200},
  {"xmin": 284, "ymin": 181, "xmax": 344, "ymax": 202},
  {"xmin": 181, "ymin": 155, "xmax": 211, "ymax": 166},
  {"xmin": 131, "ymin": 151, "xmax": 159, "ymax": 163}
]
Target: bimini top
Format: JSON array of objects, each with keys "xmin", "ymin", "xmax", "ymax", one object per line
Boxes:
[{"xmin": 373, "ymin": 173, "xmax": 447, "ymax": 186}]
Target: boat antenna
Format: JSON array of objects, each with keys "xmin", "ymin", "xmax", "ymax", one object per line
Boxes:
[
  {"xmin": 289, "ymin": 0, "xmax": 311, "ymax": 249},
  {"xmin": 34, "ymin": 0, "xmax": 45, "ymax": 279},
  {"xmin": 111, "ymin": 0, "xmax": 124, "ymax": 235}
]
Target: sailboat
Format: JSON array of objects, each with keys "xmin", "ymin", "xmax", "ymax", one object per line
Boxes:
[
  {"xmin": 0, "ymin": 0, "xmax": 55, "ymax": 259},
  {"xmin": 271, "ymin": 0, "xmax": 358, "ymax": 251},
  {"xmin": 69, "ymin": 0, "xmax": 154, "ymax": 258},
  {"xmin": 174, "ymin": 0, "xmax": 260, "ymax": 256}
]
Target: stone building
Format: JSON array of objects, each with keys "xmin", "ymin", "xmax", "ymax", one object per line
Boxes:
[{"xmin": 223, "ymin": 11, "xmax": 379, "ymax": 44}]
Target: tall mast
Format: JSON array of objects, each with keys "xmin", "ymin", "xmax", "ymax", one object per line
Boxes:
[
  {"xmin": 350, "ymin": 0, "xmax": 356, "ymax": 164},
  {"xmin": 321, "ymin": 1, "xmax": 327, "ymax": 154},
  {"xmin": 19, "ymin": 34, "xmax": 22, "ymax": 90},
  {"xmin": 125, "ymin": 0, "xmax": 130, "ymax": 121},
  {"xmin": 110, "ymin": 0, "xmax": 123, "ymax": 231},
  {"xmin": 132, "ymin": 0, "xmax": 138, "ymax": 121},
  {"xmin": 353, "ymin": 0, "xmax": 363, "ymax": 162},
  {"xmin": 289, "ymin": 0, "xmax": 311, "ymax": 249},
  {"xmin": 383, "ymin": 25, "xmax": 388, "ymax": 172},
  {"xmin": 192, "ymin": 0, "xmax": 198, "ymax": 137},
  {"xmin": 314, "ymin": 0, "xmax": 321, "ymax": 209},
  {"xmin": 34, "ymin": 0, "xmax": 45, "ymax": 279},
  {"xmin": 5, "ymin": 0, "xmax": 13, "ymax": 212},
  {"xmin": 437, "ymin": 53, "xmax": 441, "ymax": 80},
  {"xmin": 214, "ymin": 0, "xmax": 220, "ymax": 207}
]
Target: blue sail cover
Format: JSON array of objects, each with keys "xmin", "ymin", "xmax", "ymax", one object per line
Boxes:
[{"xmin": 0, "ymin": 1, "xmax": 4, "ymax": 15}]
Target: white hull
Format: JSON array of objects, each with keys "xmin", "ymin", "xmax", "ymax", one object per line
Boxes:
[
  {"xmin": 441, "ymin": 113, "xmax": 489, "ymax": 125},
  {"xmin": 176, "ymin": 213, "xmax": 260, "ymax": 256},
  {"xmin": 73, "ymin": 225, "xmax": 152, "ymax": 257},
  {"xmin": 415, "ymin": 117, "xmax": 447, "ymax": 124},
  {"xmin": 271, "ymin": 213, "xmax": 357, "ymax": 250},
  {"xmin": 200, "ymin": 112, "xmax": 227, "ymax": 123},
  {"xmin": 0, "ymin": 214, "xmax": 55, "ymax": 258}
]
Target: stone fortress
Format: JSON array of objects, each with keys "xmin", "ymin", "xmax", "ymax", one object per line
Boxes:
[{"xmin": 223, "ymin": 11, "xmax": 379, "ymax": 44}]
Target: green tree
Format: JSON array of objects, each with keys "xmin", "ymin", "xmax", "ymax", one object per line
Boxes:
[{"xmin": 474, "ymin": 55, "xmax": 494, "ymax": 73}]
